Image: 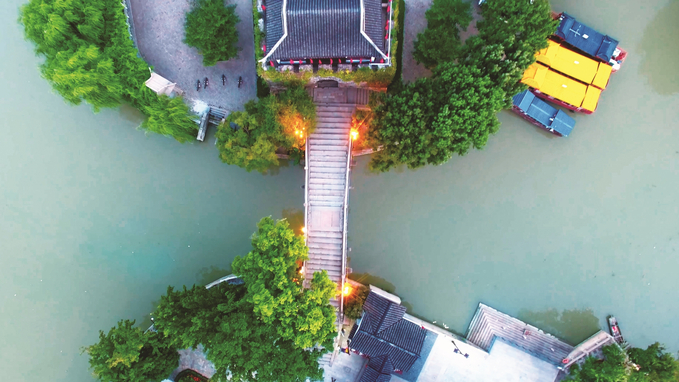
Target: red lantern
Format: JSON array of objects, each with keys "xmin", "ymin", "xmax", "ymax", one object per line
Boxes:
[{"xmin": 262, "ymin": 5, "xmax": 266, "ymax": 10}]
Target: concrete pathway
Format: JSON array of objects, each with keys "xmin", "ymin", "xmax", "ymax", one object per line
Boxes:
[
  {"xmin": 129, "ymin": 0, "xmax": 257, "ymax": 110},
  {"xmin": 169, "ymin": 345, "xmax": 217, "ymax": 380}
]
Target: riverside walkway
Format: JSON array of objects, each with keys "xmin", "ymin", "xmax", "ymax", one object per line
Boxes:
[{"xmin": 303, "ymin": 86, "xmax": 369, "ymax": 328}]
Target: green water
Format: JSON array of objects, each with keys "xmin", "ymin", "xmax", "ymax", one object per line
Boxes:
[{"xmin": 1, "ymin": 0, "xmax": 678, "ymax": 381}]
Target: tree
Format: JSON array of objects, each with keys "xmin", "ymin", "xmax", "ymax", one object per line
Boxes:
[
  {"xmin": 471, "ymin": 0, "xmax": 558, "ymax": 100},
  {"xmin": 232, "ymin": 216, "xmax": 337, "ymax": 349},
  {"xmin": 368, "ymin": 63, "xmax": 504, "ymax": 171},
  {"xmin": 184, "ymin": 0, "xmax": 240, "ymax": 66},
  {"xmin": 567, "ymin": 345, "xmax": 628, "ymax": 382},
  {"xmin": 84, "ymin": 319, "xmax": 178, "ymax": 382},
  {"xmin": 20, "ymin": 0, "xmax": 201, "ymax": 142},
  {"xmin": 215, "ymin": 87, "xmax": 314, "ymax": 173},
  {"xmin": 413, "ymin": 0, "xmax": 472, "ymax": 70},
  {"xmin": 628, "ymin": 343, "xmax": 679, "ymax": 382},
  {"xmin": 153, "ymin": 217, "xmax": 336, "ymax": 382},
  {"xmin": 140, "ymin": 93, "xmax": 198, "ymax": 143}
]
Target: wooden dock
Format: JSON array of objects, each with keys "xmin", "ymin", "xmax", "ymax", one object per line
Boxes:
[{"xmin": 466, "ymin": 303, "xmax": 575, "ymax": 366}]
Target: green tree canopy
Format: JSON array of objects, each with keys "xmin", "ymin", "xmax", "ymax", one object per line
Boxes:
[
  {"xmin": 413, "ymin": 0, "xmax": 472, "ymax": 70},
  {"xmin": 20, "ymin": 0, "xmax": 198, "ymax": 142},
  {"xmin": 215, "ymin": 87, "xmax": 315, "ymax": 173},
  {"xmin": 567, "ymin": 345, "xmax": 629, "ymax": 382},
  {"xmin": 232, "ymin": 216, "xmax": 337, "ymax": 349},
  {"xmin": 368, "ymin": 63, "xmax": 504, "ymax": 171},
  {"xmin": 84, "ymin": 319, "xmax": 178, "ymax": 382},
  {"xmin": 153, "ymin": 217, "xmax": 336, "ymax": 381},
  {"xmin": 184, "ymin": 0, "xmax": 240, "ymax": 66},
  {"xmin": 628, "ymin": 343, "xmax": 679, "ymax": 382}
]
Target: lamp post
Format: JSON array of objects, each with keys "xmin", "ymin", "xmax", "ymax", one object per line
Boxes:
[{"xmin": 451, "ymin": 340, "xmax": 469, "ymax": 358}]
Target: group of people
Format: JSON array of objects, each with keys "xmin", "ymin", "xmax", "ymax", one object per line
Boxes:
[{"xmin": 196, "ymin": 74, "xmax": 243, "ymax": 91}]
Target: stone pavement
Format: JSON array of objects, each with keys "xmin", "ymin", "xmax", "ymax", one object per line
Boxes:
[
  {"xmin": 323, "ymin": 351, "xmax": 368, "ymax": 382},
  {"xmin": 129, "ymin": 0, "xmax": 257, "ymax": 110},
  {"xmin": 169, "ymin": 345, "xmax": 217, "ymax": 380}
]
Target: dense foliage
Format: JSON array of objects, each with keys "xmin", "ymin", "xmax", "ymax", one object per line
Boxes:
[
  {"xmin": 232, "ymin": 217, "xmax": 337, "ymax": 349},
  {"xmin": 20, "ymin": 0, "xmax": 197, "ymax": 141},
  {"xmin": 367, "ymin": 63, "xmax": 504, "ymax": 171},
  {"xmin": 153, "ymin": 217, "xmax": 336, "ymax": 382},
  {"xmin": 567, "ymin": 344, "xmax": 679, "ymax": 382},
  {"xmin": 344, "ymin": 284, "xmax": 369, "ymax": 320},
  {"xmin": 628, "ymin": 343, "xmax": 679, "ymax": 382},
  {"xmin": 184, "ymin": 0, "xmax": 240, "ymax": 66},
  {"xmin": 367, "ymin": 0, "xmax": 557, "ymax": 171},
  {"xmin": 84, "ymin": 319, "xmax": 178, "ymax": 382},
  {"xmin": 215, "ymin": 87, "xmax": 315, "ymax": 173},
  {"xmin": 413, "ymin": 0, "xmax": 472, "ymax": 70}
]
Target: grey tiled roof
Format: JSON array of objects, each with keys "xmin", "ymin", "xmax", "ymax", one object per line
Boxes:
[
  {"xmin": 264, "ymin": 0, "xmax": 386, "ymax": 61},
  {"xmin": 349, "ymin": 292, "xmax": 427, "ymax": 372},
  {"xmin": 264, "ymin": 0, "xmax": 284, "ymax": 51},
  {"xmin": 360, "ymin": 367, "xmax": 392, "ymax": 382}
]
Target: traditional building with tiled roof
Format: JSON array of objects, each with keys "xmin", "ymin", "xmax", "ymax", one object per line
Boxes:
[
  {"xmin": 259, "ymin": 0, "xmax": 394, "ymax": 71},
  {"xmin": 348, "ymin": 288, "xmax": 427, "ymax": 380}
]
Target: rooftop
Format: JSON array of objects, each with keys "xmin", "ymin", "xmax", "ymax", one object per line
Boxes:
[
  {"xmin": 555, "ymin": 12, "xmax": 619, "ymax": 63},
  {"xmin": 263, "ymin": 0, "xmax": 388, "ymax": 62}
]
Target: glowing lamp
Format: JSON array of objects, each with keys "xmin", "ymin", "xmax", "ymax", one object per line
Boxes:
[
  {"xmin": 299, "ymin": 266, "xmax": 304, "ymax": 275},
  {"xmin": 350, "ymin": 130, "xmax": 358, "ymax": 140},
  {"xmin": 343, "ymin": 286, "xmax": 352, "ymax": 296},
  {"xmin": 301, "ymin": 226, "xmax": 306, "ymax": 233}
]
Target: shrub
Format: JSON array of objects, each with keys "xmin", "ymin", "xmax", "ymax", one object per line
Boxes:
[
  {"xmin": 215, "ymin": 87, "xmax": 315, "ymax": 172},
  {"xmin": 344, "ymin": 285, "xmax": 369, "ymax": 320},
  {"xmin": 184, "ymin": 0, "xmax": 240, "ymax": 66}
]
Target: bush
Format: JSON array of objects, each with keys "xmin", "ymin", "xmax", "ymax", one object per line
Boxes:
[
  {"xmin": 344, "ymin": 285, "xmax": 369, "ymax": 319},
  {"xmin": 184, "ymin": 0, "xmax": 240, "ymax": 66},
  {"xmin": 20, "ymin": 0, "xmax": 200, "ymax": 143},
  {"xmin": 215, "ymin": 87, "xmax": 315, "ymax": 173}
]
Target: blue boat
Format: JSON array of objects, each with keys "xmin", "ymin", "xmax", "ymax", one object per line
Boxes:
[
  {"xmin": 553, "ymin": 12, "xmax": 627, "ymax": 71},
  {"xmin": 512, "ymin": 90, "xmax": 576, "ymax": 137}
]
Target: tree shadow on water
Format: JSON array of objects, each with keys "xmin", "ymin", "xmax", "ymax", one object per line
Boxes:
[
  {"xmin": 517, "ymin": 308, "xmax": 602, "ymax": 345},
  {"xmin": 282, "ymin": 208, "xmax": 304, "ymax": 233},
  {"xmin": 348, "ymin": 272, "xmax": 397, "ymax": 294},
  {"xmin": 638, "ymin": 1, "xmax": 679, "ymax": 95}
]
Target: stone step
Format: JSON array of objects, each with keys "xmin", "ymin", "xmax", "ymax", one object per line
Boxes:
[
  {"xmin": 308, "ymin": 231, "xmax": 343, "ymax": 239},
  {"xmin": 308, "ymin": 149, "xmax": 347, "ymax": 157},
  {"xmin": 308, "ymin": 139, "xmax": 348, "ymax": 146},
  {"xmin": 309, "ymin": 190, "xmax": 345, "ymax": 197},
  {"xmin": 308, "ymin": 161, "xmax": 346, "ymax": 168},
  {"xmin": 316, "ymin": 111, "xmax": 354, "ymax": 118},
  {"xmin": 316, "ymin": 103, "xmax": 357, "ymax": 110},
  {"xmin": 307, "ymin": 252, "xmax": 342, "ymax": 261},
  {"xmin": 315, "ymin": 122, "xmax": 351, "ymax": 129},
  {"xmin": 307, "ymin": 156, "xmax": 347, "ymax": 164},
  {"xmin": 308, "ymin": 241, "xmax": 343, "ymax": 251},
  {"xmin": 309, "ymin": 177, "xmax": 345, "ymax": 185},
  {"xmin": 309, "ymin": 195, "xmax": 344, "ymax": 203},
  {"xmin": 309, "ymin": 132, "xmax": 349, "ymax": 139},
  {"xmin": 306, "ymin": 266, "xmax": 341, "ymax": 278},
  {"xmin": 308, "ymin": 201, "xmax": 344, "ymax": 208},
  {"xmin": 309, "ymin": 171, "xmax": 346, "ymax": 179},
  {"xmin": 308, "ymin": 184, "xmax": 345, "ymax": 192},
  {"xmin": 314, "ymin": 128, "xmax": 351, "ymax": 134},
  {"xmin": 306, "ymin": 259, "xmax": 343, "ymax": 270},
  {"xmin": 308, "ymin": 145, "xmax": 348, "ymax": 152},
  {"xmin": 309, "ymin": 165, "xmax": 346, "ymax": 173},
  {"xmin": 308, "ymin": 236, "xmax": 343, "ymax": 245}
]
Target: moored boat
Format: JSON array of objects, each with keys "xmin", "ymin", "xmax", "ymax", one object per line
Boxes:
[
  {"xmin": 607, "ymin": 315, "xmax": 625, "ymax": 344},
  {"xmin": 512, "ymin": 90, "xmax": 576, "ymax": 137},
  {"xmin": 521, "ymin": 62, "xmax": 601, "ymax": 114},
  {"xmin": 552, "ymin": 12, "xmax": 627, "ymax": 72}
]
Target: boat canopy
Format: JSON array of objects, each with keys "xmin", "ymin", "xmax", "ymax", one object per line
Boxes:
[
  {"xmin": 555, "ymin": 13, "xmax": 619, "ymax": 62},
  {"xmin": 536, "ymin": 41, "xmax": 612, "ymax": 89},
  {"xmin": 513, "ymin": 90, "xmax": 576, "ymax": 137},
  {"xmin": 521, "ymin": 63, "xmax": 601, "ymax": 113}
]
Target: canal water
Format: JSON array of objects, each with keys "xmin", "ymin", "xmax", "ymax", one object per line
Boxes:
[{"xmin": 0, "ymin": 0, "xmax": 677, "ymax": 381}]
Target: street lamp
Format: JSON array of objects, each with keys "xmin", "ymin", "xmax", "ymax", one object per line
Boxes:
[{"xmin": 451, "ymin": 340, "xmax": 469, "ymax": 358}]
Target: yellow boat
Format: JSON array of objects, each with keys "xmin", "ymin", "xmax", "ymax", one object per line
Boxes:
[
  {"xmin": 535, "ymin": 40, "xmax": 612, "ymax": 90},
  {"xmin": 521, "ymin": 62, "xmax": 601, "ymax": 114}
]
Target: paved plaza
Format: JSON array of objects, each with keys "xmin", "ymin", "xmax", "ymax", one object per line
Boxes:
[{"xmin": 129, "ymin": 0, "xmax": 257, "ymax": 110}]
